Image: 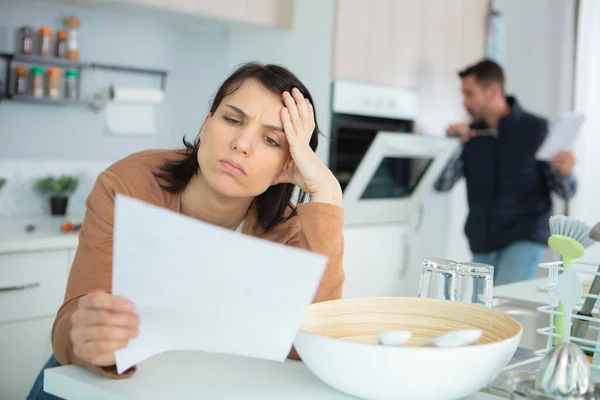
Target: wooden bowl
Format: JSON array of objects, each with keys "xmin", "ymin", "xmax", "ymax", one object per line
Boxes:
[{"xmin": 294, "ymin": 297, "xmax": 522, "ymax": 400}]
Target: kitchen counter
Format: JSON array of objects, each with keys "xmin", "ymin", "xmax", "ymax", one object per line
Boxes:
[
  {"xmin": 42, "ymin": 279, "xmax": 554, "ymax": 399},
  {"xmin": 0, "ymin": 215, "xmax": 82, "ymax": 253},
  {"xmin": 494, "ymin": 265, "xmax": 600, "ymax": 305},
  {"xmin": 42, "ymin": 278, "xmax": 556, "ymax": 399},
  {"xmin": 44, "ymin": 351, "xmax": 503, "ymax": 400},
  {"xmin": 494, "ymin": 277, "xmax": 549, "ymax": 305}
]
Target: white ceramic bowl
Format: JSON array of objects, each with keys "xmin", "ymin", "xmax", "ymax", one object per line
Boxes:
[{"xmin": 294, "ymin": 297, "xmax": 522, "ymax": 400}]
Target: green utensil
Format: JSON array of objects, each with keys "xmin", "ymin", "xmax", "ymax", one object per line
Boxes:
[
  {"xmin": 556, "ymin": 269, "xmax": 583, "ymax": 344},
  {"xmin": 549, "ymin": 235, "xmax": 585, "ymax": 344}
]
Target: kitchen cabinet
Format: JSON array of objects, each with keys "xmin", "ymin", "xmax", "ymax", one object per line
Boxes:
[
  {"xmin": 0, "ymin": 317, "xmax": 54, "ymax": 400},
  {"xmin": 333, "ymin": 0, "xmax": 489, "ymax": 89},
  {"xmin": 0, "ymin": 250, "xmax": 68, "ymax": 323},
  {"xmin": 343, "ymin": 222, "xmax": 437, "ymax": 299},
  {"xmin": 137, "ymin": 0, "xmax": 293, "ymax": 28},
  {"xmin": 343, "ymin": 224, "xmax": 409, "ymax": 298},
  {"xmin": 334, "ymin": 0, "xmax": 422, "ymax": 88},
  {"xmin": 0, "ymin": 247, "xmax": 74, "ymax": 399},
  {"xmin": 49, "ymin": 0, "xmax": 294, "ymax": 29}
]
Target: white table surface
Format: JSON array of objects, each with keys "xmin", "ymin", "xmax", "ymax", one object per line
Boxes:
[
  {"xmin": 44, "ymin": 351, "xmax": 503, "ymax": 400},
  {"xmin": 44, "ymin": 279, "xmax": 549, "ymax": 400}
]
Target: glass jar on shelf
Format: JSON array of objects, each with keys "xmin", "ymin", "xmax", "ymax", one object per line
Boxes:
[
  {"xmin": 47, "ymin": 68, "xmax": 61, "ymax": 99},
  {"xmin": 13, "ymin": 66, "xmax": 28, "ymax": 95},
  {"xmin": 55, "ymin": 30, "xmax": 68, "ymax": 58},
  {"xmin": 64, "ymin": 16, "xmax": 81, "ymax": 61},
  {"xmin": 31, "ymin": 66, "xmax": 45, "ymax": 98},
  {"xmin": 38, "ymin": 27, "xmax": 53, "ymax": 57},
  {"xmin": 64, "ymin": 70, "xmax": 78, "ymax": 100},
  {"xmin": 19, "ymin": 26, "xmax": 33, "ymax": 55}
]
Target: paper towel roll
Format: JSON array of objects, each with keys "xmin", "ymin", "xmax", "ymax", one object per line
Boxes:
[
  {"xmin": 106, "ymin": 86, "xmax": 164, "ymax": 136},
  {"xmin": 108, "ymin": 86, "xmax": 165, "ymax": 104}
]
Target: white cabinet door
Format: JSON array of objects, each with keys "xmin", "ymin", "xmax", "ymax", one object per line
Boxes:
[
  {"xmin": 0, "ymin": 250, "xmax": 68, "ymax": 323},
  {"xmin": 0, "ymin": 317, "xmax": 54, "ymax": 400},
  {"xmin": 342, "ymin": 224, "xmax": 409, "ymax": 298}
]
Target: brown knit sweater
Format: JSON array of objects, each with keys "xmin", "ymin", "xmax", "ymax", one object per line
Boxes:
[{"xmin": 51, "ymin": 150, "xmax": 345, "ymax": 378}]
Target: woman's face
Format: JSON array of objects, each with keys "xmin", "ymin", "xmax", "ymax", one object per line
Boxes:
[{"xmin": 197, "ymin": 79, "xmax": 292, "ymax": 198}]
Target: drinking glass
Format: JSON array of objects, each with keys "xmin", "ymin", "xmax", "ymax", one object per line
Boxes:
[
  {"xmin": 418, "ymin": 258, "xmax": 494, "ymax": 308},
  {"xmin": 417, "ymin": 258, "xmax": 460, "ymax": 301}
]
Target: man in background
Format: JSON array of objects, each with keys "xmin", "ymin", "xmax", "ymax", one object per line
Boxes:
[{"xmin": 436, "ymin": 59, "xmax": 577, "ymax": 285}]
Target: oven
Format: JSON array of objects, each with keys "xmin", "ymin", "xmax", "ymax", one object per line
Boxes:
[{"xmin": 329, "ymin": 80, "xmax": 459, "ymax": 225}]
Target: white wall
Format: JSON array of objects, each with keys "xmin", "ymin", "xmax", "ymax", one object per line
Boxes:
[
  {"xmin": 226, "ymin": 0, "xmax": 336, "ymax": 163},
  {"xmin": 492, "ymin": 0, "xmax": 576, "ymax": 120},
  {"xmin": 0, "ymin": 0, "xmax": 229, "ymax": 161},
  {"xmin": 571, "ymin": 0, "xmax": 600, "ymax": 262}
]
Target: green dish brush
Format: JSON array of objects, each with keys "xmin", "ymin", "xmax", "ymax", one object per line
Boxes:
[{"xmin": 549, "ymin": 215, "xmax": 596, "ymax": 344}]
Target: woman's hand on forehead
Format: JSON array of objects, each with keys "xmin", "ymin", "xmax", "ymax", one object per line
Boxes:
[{"xmin": 274, "ymin": 88, "xmax": 342, "ymax": 205}]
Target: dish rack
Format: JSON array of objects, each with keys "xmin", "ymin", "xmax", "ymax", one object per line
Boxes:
[{"xmin": 535, "ymin": 260, "xmax": 600, "ymax": 375}]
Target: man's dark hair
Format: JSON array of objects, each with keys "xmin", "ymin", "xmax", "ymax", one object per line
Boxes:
[
  {"xmin": 153, "ymin": 62, "xmax": 319, "ymax": 233},
  {"xmin": 458, "ymin": 59, "xmax": 505, "ymax": 92}
]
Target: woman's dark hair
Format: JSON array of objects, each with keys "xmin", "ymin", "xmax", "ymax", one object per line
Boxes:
[{"xmin": 154, "ymin": 62, "xmax": 320, "ymax": 232}]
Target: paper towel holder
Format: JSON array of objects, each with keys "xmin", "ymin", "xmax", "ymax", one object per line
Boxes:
[
  {"xmin": 89, "ymin": 85, "xmax": 165, "ymax": 112},
  {"xmin": 89, "ymin": 88, "xmax": 108, "ymax": 112}
]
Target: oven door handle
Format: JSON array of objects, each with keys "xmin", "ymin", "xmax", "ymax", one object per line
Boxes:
[
  {"xmin": 399, "ymin": 232, "xmax": 410, "ymax": 279},
  {"xmin": 415, "ymin": 202, "xmax": 424, "ymax": 233},
  {"xmin": 333, "ymin": 119, "xmax": 410, "ymax": 133},
  {"xmin": 384, "ymin": 143, "xmax": 432, "ymax": 155}
]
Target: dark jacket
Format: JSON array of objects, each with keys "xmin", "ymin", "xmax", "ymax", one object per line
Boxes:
[{"xmin": 435, "ymin": 97, "xmax": 577, "ymax": 253}]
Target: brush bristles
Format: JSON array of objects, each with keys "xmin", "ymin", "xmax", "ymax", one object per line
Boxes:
[{"xmin": 549, "ymin": 215, "xmax": 595, "ymax": 248}]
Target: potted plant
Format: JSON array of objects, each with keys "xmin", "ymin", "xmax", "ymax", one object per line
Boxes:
[
  {"xmin": 35, "ymin": 175, "xmax": 79, "ymax": 216},
  {"xmin": 0, "ymin": 177, "xmax": 6, "ymax": 190}
]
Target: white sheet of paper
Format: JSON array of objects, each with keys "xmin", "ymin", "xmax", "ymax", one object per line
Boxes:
[
  {"xmin": 535, "ymin": 113, "xmax": 585, "ymax": 161},
  {"xmin": 112, "ymin": 195, "xmax": 327, "ymax": 374}
]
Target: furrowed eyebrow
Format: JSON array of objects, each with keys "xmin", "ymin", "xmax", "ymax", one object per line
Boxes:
[
  {"xmin": 226, "ymin": 105, "xmax": 247, "ymax": 117},
  {"xmin": 226, "ymin": 104, "xmax": 284, "ymax": 134},
  {"xmin": 265, "ymin": 124, "xmax": 284, "ymax": 134}
]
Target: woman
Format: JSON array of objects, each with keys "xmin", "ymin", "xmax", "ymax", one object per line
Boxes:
[{"xmin": 36, "ymin": 62, "xmax": 344, "ymax": 389}]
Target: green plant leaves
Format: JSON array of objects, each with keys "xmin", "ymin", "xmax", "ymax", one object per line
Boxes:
[{"xmin": 35, "ymin": 175, "xmax": 79, "ymax": 196}]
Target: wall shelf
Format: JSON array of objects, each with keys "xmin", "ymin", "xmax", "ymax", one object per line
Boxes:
[
  {"xmin": 0, "ymin": 52, "xmax": 169, "ymax": 105},
  {"xmin": 8, "ymin": 95, "xmax": 83, "ymax": 106},
  {"xmin": 4, "ymin": 53, "xmax": 83, "ymax": 69}
]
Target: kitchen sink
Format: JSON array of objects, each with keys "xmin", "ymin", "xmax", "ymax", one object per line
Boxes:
[{"xmin": 492, "ymin": 297, "xmax": 549, "ymax": 350}]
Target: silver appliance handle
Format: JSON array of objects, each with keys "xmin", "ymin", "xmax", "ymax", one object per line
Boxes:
[
  {"xmin": 0, "ymin": 282, "xmax": 40, "ymax": 293},
  {"xmin": 400, "ymin": 233, "xmax": 410, "ymax": 278},
  {"xmin": 415, "ymin": 202, "xmax": 424, "ymax": 233}
]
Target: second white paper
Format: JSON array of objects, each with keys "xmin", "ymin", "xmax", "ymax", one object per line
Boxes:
[
  {"xmin": 112, "ymin": 195, "xmax": 327, "ymax": 374},
  {"xmin": 535, "ymin": 113, "xmax": 585, "ymax": 161}
]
